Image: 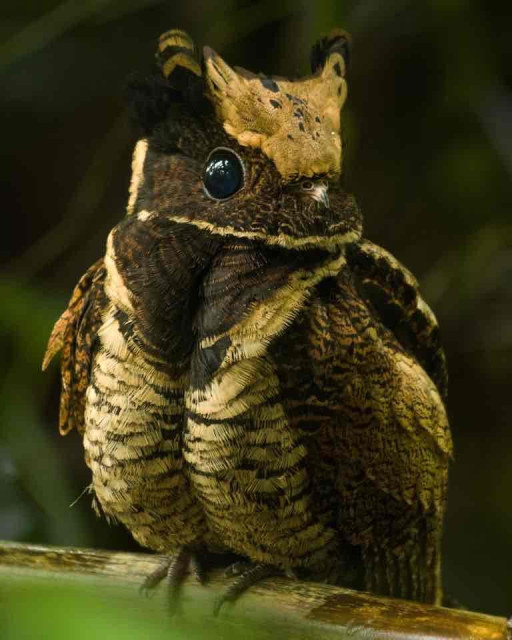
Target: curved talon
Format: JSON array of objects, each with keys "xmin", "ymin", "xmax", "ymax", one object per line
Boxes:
[
  {"xmin": 224, "ymin": 560, "xmax": 252, "ymax": 578},
  {"xmin": 190, "ymin": 554, "xmax": 208, "ymax": 585},
  {"xmin": 166, "ymin": 547, "xmax": 195, "ymax": 614},
  {"xmin": 139, "ymin": 559, "xmax": 171, "ymax": 597},
  {"xmin": 214, "ymin": 563, "xmax": 284, "ymax": 616},
  {"xmin": 138, "ymin": 546, "xmax": 209, "ymax": 613}
]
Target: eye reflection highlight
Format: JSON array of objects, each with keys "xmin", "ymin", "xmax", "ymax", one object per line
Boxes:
[{"xmin": 203, "ymin": 149, "xmax": 244, "ymax": 200}]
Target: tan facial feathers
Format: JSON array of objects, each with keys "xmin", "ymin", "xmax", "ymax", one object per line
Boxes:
[{"xmin": 202, "ymin": 37, "xmax": 348, "ymax": 181}]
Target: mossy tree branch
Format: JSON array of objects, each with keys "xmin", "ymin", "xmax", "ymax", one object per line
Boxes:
[{"xmin": 0, "ymin": 540, "xmax": 509, "ymax": 640}]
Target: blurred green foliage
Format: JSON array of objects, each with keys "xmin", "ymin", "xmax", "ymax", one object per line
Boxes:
[
  {"xmin": 1, "ymin": 573, "xmax": 251, "ymax": 640},
  {"xmin": 1, "ymin": 0, "xmax": 511, "ymax": 620}
]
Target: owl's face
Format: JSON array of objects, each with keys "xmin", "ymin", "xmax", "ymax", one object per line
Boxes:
[{"xmin": 128, "ymin": 29, "xmax": 362, "ymax": 250}]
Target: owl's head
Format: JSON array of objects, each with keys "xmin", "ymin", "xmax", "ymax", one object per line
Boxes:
[{"xmin": 127, "ymin": 29, "xmax": 361, "ymax": 250}]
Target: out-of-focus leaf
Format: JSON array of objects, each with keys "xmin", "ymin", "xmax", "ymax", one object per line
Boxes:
[
  {"xmin": 0, "ymin": 278, "xmax": 90, "ymax": 546},
  {"xmin": 1, "ymin": 573, "xmax": 268, "ymax": 640},
  {"xmin": 90, "ymin": 0, "xmax": 163, "ymax": 25},
  {"xmin": 0, "ymin": 0, "xmax": 116, "ymax": 71},
  {"xmin": 5, "ymin": 112, "xmax": 130, "ymax": 283},
  {"xmin": 0, "ymin": 278, "xmax": 63, "ymax": 362},
  {"xmin": 204, "ymin": 0, "xmax": 301, "ymax": 50}
]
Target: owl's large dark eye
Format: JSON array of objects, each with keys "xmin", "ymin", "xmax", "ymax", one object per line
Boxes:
[{"xmin": 203, "ymin": 148, "xmax": 244, "ymax": 201}]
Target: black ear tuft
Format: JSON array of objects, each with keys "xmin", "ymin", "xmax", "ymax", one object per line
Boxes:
[
  {"xmin": 156, "ymin": 30, "xmax": 201, "ymax": 79},
  {"xmin": 126, "ymin": 72, "xmax": 177, "ymax": 136},
  {"xmin": 156, "ymin": 29, "xmax": 205, "ymax": 105},
  {"xmin": 311, "ymin": 29, "xmax": 352, "ymax": 73},
  {"xmin": 126, "ymin": 29, "xmax": 211, "ymax": 136}
]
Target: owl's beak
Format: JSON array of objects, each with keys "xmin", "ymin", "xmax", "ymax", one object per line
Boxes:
[
  {"xmin": 287, "ymin": 179, "xmax": 330, "ymax": 208},
  {"xmin": 309, "ymin": 182, "xmax": 330, "ymax": 208}
]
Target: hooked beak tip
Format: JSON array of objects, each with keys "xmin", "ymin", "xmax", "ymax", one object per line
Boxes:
[{"xmin": 311, "ymin": 184, "xmax": 330, "ymax": 208}]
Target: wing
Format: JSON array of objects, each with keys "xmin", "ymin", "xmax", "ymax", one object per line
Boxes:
[
  {"xmin": 269, "ymin": 262, "xmax": 451, "ymax": 602},
  {"xmin": 275, "ymin": 265, "xmax": 452, "ymax": 513},
  {"xmin": 324, "ymin": 266, "xmax": 451, "ymax": 603},
  {"xmin": 346, "ymin": 238, "xmax": 448, "ymax": 401},
  {"xmin": 43, "ymin": 258, "xmax": 106, "ymax": 435}
]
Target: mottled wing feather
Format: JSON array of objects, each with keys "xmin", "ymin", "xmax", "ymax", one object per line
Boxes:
[
  {"xmin": 295, "ymin": 270, "xmax": 451, "ymax": 603},
  {"xmin": 43, "ymin": 258, "xmax": 106, "ymax": 435},
  {"xmin": 347, "ymin": 239, "xmax": 448, "ymax": 401}
]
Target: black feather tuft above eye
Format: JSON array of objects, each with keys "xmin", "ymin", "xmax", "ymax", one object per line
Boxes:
[
  {"xmin": 126, "ymin": 73, "xmax": 177, "ymax": 136},
  {"xmin": 126, "ymin": 71, "xmax": 209, "ymax": 137},
  {"xmin": 203, "ymin": 148, "xmax": 245, "ymax": 201}
]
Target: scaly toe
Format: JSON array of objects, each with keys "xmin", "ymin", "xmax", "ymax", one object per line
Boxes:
[
  {"xmin": 139, "ymin": 545, "xmax": 209, "ymax": 614},
  {"xmin": 214, "ymin": 563, "xmax": 283, "ymax": 616},
  {"xmin": 139, "ymin": 558, "xmax": 171, "ymax": 597}
]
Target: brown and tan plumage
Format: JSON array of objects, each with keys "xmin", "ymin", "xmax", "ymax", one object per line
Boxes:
[{"xmin": 44, "ymin": 28, "xmax": 451, "ymax": 609}]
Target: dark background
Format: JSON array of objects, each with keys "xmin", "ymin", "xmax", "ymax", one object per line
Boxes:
[{"xmin": 1, "ymin": 0, "xmax": 511, "ymax": 617}]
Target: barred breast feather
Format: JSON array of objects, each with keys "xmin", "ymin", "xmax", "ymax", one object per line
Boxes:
[
  {"xmin": 45, "ymin": 210, "xmax": 224, "ymax": 552},
  {"xmin": 184, "ymin": 241, "xmax": 346, "ymax": 570}
]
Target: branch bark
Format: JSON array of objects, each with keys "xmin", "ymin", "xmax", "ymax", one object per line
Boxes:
[{"xmin": 0, "ymin": 540, "xmax": 509, "ymax": 640}]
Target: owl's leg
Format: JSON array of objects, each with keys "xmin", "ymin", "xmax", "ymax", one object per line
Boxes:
[
  {"xmin": 140, "ymin": 545, "xmax": 209, "ymax": 613},
  {"xmin": 214, "ymin": 562, "xmax": 297, "ymax": 616}
]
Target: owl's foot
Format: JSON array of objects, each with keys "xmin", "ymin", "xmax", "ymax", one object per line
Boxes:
[
  {"xmin": 140, "ymin": 545, "xmax": 208, "ymax": 614},
  {"xmin": 214, "ymin": 562, "xmax": 296, "ymax": 616}
]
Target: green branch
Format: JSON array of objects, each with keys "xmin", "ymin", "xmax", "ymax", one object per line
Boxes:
[{"xmin": 0, "ymin": 541, "xmax": 509, "ymax": 640}]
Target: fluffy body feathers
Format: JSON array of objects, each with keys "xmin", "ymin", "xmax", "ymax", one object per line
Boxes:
[{"xmin": 45, "ymin": 28, "xmax": 451, "ymax": 605}]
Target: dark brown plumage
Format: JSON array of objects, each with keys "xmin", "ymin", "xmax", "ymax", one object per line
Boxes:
[{"xmin": 44, "ymin": 28, "xmax": 451, "ymax": 608}]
